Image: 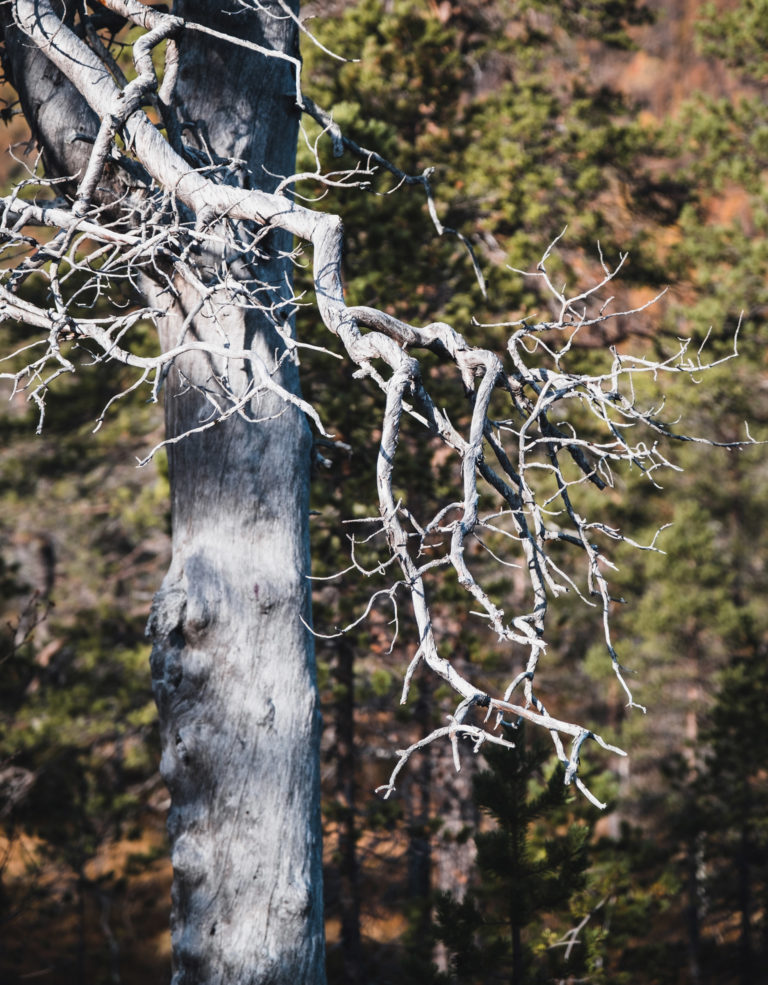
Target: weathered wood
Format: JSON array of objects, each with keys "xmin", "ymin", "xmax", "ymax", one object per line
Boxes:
[
  {"xmin": 144, "ymin": 3, "xmax": 326, "ymax": 982},
  {"xmin": 3, "ymin": 1, "xmax": 327, "ymax": 981},
  {"xmin": 146, "ymin": 285, "xmax": 325, "ymax": 985}
]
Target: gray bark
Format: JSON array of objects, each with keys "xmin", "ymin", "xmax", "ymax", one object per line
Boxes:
[
  {"xmin": 145, "ymin": 284, "xmax": 325, "ymax": 985},
  {"xmin": 2, "ymin": 2, "xmax": 327, "ymax": 983},
  {"xmin": 0, "ymin": 7, "xmax": 693, "ymax": 974},
  {"xmin": 145, "ymin": 4, "xmax": 326, "ymax": 982},
  {"xmin": 0, "ymin": 15, "xmax": 98, "ymax": 187}
]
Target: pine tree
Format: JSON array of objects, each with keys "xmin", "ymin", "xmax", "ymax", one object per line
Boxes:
[{"xmin": 434, "ymin": 726, "xmax": 606, "ymax": 984}]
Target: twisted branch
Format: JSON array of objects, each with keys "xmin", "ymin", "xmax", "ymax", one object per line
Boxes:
[{"xmin": 1, "ymin": 0, "xmax": 755, "ymax": 807}]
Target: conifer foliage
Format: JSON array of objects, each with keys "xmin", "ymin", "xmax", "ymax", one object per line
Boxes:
[
  {"xmin": 435, "ymin": 727, "xmax": 602, "ymax": 985},
  {"xmin": 0, "ymin": 1, "xmax": 766, "ymax": 983}
]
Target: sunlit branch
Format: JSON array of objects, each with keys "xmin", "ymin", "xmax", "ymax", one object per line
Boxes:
[{"xmin": 2, "ymin": 0, "xmax": 758, "ymax": 807}]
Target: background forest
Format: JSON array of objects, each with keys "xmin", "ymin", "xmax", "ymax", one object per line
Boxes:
[{"xmin": 1, "ymin": 1, "xmax": 767, "ymax": 983}]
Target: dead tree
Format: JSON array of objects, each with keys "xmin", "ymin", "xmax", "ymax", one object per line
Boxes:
[{"xmin": 0, "ymin": 2, "xmax": 752, "ymax": 983}]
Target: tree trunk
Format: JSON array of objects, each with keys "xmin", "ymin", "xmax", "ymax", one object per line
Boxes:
[
  {"xmin": 431, "ymin": 734, "xmax": 477, "ymax": 973},
  {"xmin": 145, "ymin": 283, "xmax": 324, "ymax": 985},
  {"xmin": 737, "ymin": 815, "xmax": 753, "ymax": 985},
  {"xmin": 406, "ymin": 681, "xmax": 433, "ymax": 938},
  {"xmin": 143, "ymin": 4, "xmax": 326, "ymax": 983},
  {"xmin": 685, "ymin": 831, "xmax": 704, "ymax": 985},
  {"xmin": 2, "ymin": 1, "xmax": 327, "ymax": 981},
  {"xmin": 331, "ymin": 638, "xmax": 363, "ymax": 984}
]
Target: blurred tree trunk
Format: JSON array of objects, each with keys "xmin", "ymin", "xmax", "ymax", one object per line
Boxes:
[
  {"xmin": 331, "ymin": 638, "xmax": 363, "ymax": 984},
  {"xmin": 737, "ymin": 814, "xmax": 753, "ymax": 985},
  {"xmin": 685, "ymin": 831, "xmax": 704, "ymax": 985},
  {"xmin": 406, "ymin": 681, "xmax": 433, "ymax": 938}
]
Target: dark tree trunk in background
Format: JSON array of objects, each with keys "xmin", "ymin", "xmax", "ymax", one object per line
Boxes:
[
  {"xmin": 331, "ymin": 638, "xmax": 363, "ymax": 984},
  {"xmin": 2, "ymin": 2, "xmax": 327, "ymax": 983},
  {"xmin": 737, "ymin": 816, "xmax": 753, "ymax": 985},
  {"xmin": 406, "ymin": 681, "xmax": 433, "ymax": 938},
  {"xmin": 685, "ymin": 832, "xmax": 704, "ymax": 985}
]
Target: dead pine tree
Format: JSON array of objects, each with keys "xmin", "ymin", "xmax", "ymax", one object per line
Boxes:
[{"xmin": 0, "ymin": 2, "xmax": 755, "ymax": 983}]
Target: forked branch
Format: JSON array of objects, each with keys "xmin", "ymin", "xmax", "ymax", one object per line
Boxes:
[{"xmin": 1, "ymin": 0, "xmax": 755, "ymax": 808}]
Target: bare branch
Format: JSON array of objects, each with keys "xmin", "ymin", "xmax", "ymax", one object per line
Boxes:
[{"xmin": 2, "ymin": 0, "xmax": 757, "ymax": 805}]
